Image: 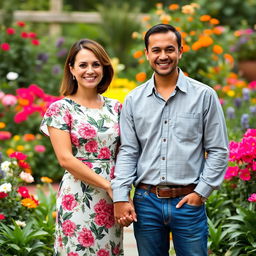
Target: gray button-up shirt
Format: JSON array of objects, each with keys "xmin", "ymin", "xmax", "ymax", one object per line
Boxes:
[{"xmin": 112, "ymin": 69, "xmax": 229, "ymax": 202}]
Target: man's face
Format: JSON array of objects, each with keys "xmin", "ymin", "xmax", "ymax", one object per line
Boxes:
[{"xmin": 145, "ymin": 31, "xmax": 183, "ymax": 77}]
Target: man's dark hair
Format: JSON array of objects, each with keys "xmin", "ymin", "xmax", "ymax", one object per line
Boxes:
[{"xmin": 144, "ymin": 24, "xmax": 182, "ymax": 50}]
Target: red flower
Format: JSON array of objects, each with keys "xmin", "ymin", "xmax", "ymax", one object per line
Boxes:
[
  {"xmin": 31, "ymin": 39, "xmax": 40, "ymax": 45},
  {"xmin": 98, "ymin": 147, "xmax": 111, "ymax": 159},
  {"xmin": 85, "ymin": 140, "xmax": 98, "ymax": 153},
  {"xmin": 17, "ymin": 21, "xmax": 26, "ymax": 27},
  {"xmin": 97, "ymin": 249, "xmax": 110, "ymax": 256},
  {"xmin": 6, "ymin": 28, "xmax": 15, "ymax": 35},
  {"xmin": 0, "ymin": 192, "xmax": 8, "ymax": 198},
  {"xmin": 21, "ymin": 32, "xmax": 28, "ymax": 38},
  {"xmin": 1, "ymin": 43, "xmax": 10, "ymax": 51},
  {"xmin": 18, "ymin": 160, "xmax": 31, "ymax": 169},
  {"xmin": 28, "ymin": 32, "xmax": 37, "ymax": 38},
  {"xmin": 0, "ymin": 214, "xmax": 5, "ymax": 220},
  {"xmin": 17, "ymin": 186, "xmax": 30, "ymax": 198},
  {"xmin": 9, "ymin": 151, "xmax": 27, "ymax": 160}
]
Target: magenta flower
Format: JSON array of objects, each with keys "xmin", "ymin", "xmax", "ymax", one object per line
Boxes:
[
  {"xmin": 9, "ymin": 152, "xmax": 27, "ymax": 160},
  {"xmin": 34, "ymin": 145, "xmax": 46, "ymax": 153},
  {"xmin": 248, "ymin": 193, "xmax": 256, "ymax": 202}
]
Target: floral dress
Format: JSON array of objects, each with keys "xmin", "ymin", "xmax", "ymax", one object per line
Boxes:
[{"xmin": 40, "ymin": 97, "xmax": 123, "ymax": 256}]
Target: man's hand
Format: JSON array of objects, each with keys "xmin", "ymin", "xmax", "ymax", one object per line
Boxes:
[
  {"xmin": 176, "ymin": 192, "xmax": 204, "ymax": 208},
  {"xmin": 114, "ymin": 201, "xmax": 137, "ymax": 227}
]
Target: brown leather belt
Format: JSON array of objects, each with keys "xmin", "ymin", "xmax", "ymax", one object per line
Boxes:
[{"xmin": 137, "ymin": 183, "xmax": 196, "ymax": 198}]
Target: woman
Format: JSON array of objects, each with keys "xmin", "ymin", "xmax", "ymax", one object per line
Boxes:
[{"xmin": 40, "ymin": 39, "xmax": 123, "ymax": 256}]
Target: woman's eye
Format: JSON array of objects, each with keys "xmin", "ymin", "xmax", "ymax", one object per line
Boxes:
[
  {"xmin": 93, "ymin": 62, "xmax": 101, "ymax": 67},
  {"xmin": 79, "ymin": 64, "xmax": 87, "ymax": 68}
]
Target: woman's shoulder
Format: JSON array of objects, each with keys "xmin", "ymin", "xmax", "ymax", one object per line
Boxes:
[{"xmin": 103, "ymin": 96, "xmax": 122, "ymax": 106}]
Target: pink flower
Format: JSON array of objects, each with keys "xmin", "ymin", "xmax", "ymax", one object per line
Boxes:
[
  {"xmin": 0, "ymin": 91, "xmax": 5, "ymax": 99},
  {"xmin": 1, "ymin": 43, "xmax": 10, "ymax": 51},
  {"xmin": 19, "ymin": 171, "xmax": 34, "ymax": 183},
  {"xmin": 70, "ymin": 133, "xmax": 80, "ymax": 146},
  {"xmin": 85, "ymin": 140, "xmax": 98, "ymax": 153},
  {"xmin": 62, "ymin": 219, "xmax": 76, "ymax": 236},
  {"xmin": 0, "ymin": 131, "xmax": 12, "ymax": 140},
  {"xmin": 110, "ymin": 166, "xmax": 115, "ymax": 180},
  {"xmin": 239, "ymin": 168, "xmax": 251, "ymax": 181},
  {"xmin": 113, "ymin": 245, "xmax": 120, "ymax": 255},
  {"xmin": 14, "ymin": 111, "xmax": 28, "ymax": 123},
  {"xmin": 0, "ymin": 192, "xmax": 8, "ymax": 198},
  {"xmin": 252, "ymin": 161, "xmax": 256, "ymax": 171},
  {"xmin": 61, "ymin": 194, "xmax": 78, "ymax": 211},
  {"xmin": 6, "ymin": 28, "xmax": 15, "ymax": 35},
  {"xmin": 57, "ymin": 235, "xmax": 63, "ymax": 248},
  {"xmin": 34, "ymin": 145, "xmax": 46, "ymax": 153},
  {"xmin": 10, "ymin": 152, "xmax": 27, "ymax": 160},
  {"xmin": 45, "ymin": 102, "xmax": 61, "ymax": 117},
  {"xmin": 63, "ymin": 110, "xmax": 73, "ymax": 128},
  {"xmin": 77, "ymin": 228, "xmax": 95, "ymax": 247},
  {"xmin": 248, "ymin": 193, "xmax": 256, "ymax": 202},
  {"xmin": 17, "ymin": 186, "xmax": 30, "ymax": 198},
  {"xmin": 28, "ymin": 32, "xmax": 37, "ymax": 38},
  {"xmin": 1, "ymin": 94, "xmax": 17, "ymax": 106},
  {"xmin": 97, "ymin": 249, "xmax": 110, "ymax": 256},
  {"xmin": 68, "ymin": 253, "xmax": 79, "ymax": 256},
  {"xmin": 224, "ymin": 166, "xmax": 239, "ymax": 180},
  {"xmin": 113, "ymin": 123, "xmax": 120, "ymax": 136},
  {"xmin": 114, "ymin": 102, "xmax": 122, "ymax": 113},
  {"xmin": 248, "ymin": 81, "xmax": 256, "ymax": 90},
  {"xmin": 78, "ymin": 123, "xmax": 97, "ymax": 139},
  {"xmin": 98, "ymin": 147, "xmax": 111, "ymax": 159},
  {"xmin": 0, "ymin": 214, "xmax": 5, "ymax": 220}
]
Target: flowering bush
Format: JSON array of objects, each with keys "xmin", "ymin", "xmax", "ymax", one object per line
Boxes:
[
  {"xmin": 230, "ymin": 28, "xmax": 256, "ymax": 61},
  {"xmin": 130, "ymin": 2, "xmax": 234, "ymax": 87},
  {"xmin": 224, "ymin": 128, "xmax": 256, "ymax": 203},
  {"xmin": 0, "ymin": 152, "xmax": 38, "ymax": 224}
]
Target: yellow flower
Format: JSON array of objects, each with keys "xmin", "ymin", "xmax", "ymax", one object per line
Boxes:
[
  {"xmin": 13, "ymin": 135, "xmax": 20, "ymax": 141},
  {"xmin": 0, "ymin": 122, "xmax": 6, "ymax": 129},
  {"xmin": 21, "ymin": 198, "xmax": 38, "ymax": 208},
  {"xmin": 6, "ymin": 148, "xmax": 15, "ymax": 156},
  {"xmin": 227, "ymin": 90, "xmax": 235, "ymax": 97},
  {"xmin": 41, "ymin": 176, "xmax": 53, "ymax": 183},
  {"xmin": 16, "ymin": 145, "xmax": 25, "ymax": 151}
]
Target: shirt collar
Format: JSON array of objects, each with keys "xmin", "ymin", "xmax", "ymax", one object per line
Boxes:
[{"xmin": 145, "ymin": 68, "xmax": 188, "ymax": 97}]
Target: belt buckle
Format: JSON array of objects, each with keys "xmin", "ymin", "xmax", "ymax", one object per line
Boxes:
[{"xmin": 156, "ymin": 186, "xmax": 171, "ymax": 199}]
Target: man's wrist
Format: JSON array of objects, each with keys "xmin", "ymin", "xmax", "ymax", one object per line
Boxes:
[{"xmin": 194, "ymin": 192, "xmax": 207, "ymax": 203}]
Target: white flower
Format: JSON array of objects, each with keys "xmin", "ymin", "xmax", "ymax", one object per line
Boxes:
[
  {"xmin": 1, "ymin": 161, "xmax": 13, "ymax": 176},
  {"xmin": 6, "ymin": 72, "xmax": 19, "ymax": 81},
  {"xmin": 19, "ymin": 171, "xmax": 34, "ymax": 183},
  {"xmin": 15, "ymin": 220, "xmax": 26, "ymax": 227},
  {"xmin": 0, "ymin": 183, "xmax": 12, "ymax": 193}
]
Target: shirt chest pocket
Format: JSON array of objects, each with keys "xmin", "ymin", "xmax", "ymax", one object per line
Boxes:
[{"xmin": 173, "ymin": 113, "xmax": 200, "ymax": 142}]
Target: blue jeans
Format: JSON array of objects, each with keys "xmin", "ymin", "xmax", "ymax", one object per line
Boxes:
[{"xmin": 133, "ymin": 188, "xmax": 208, "ymax": 256}]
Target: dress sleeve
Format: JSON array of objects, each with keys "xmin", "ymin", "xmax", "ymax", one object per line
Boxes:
[{"xmin": 40, "ymin": 100, "xmax": 71, "ymax": 136}]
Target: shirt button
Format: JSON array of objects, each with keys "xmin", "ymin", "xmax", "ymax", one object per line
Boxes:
[
  {"xmin": 163, "ymin": 138, "xmax": 166, "ymax": 142},
  {"xmin": 164, "ymin": 120, "xmax": 168, "ymax": 124},
  {"xmin": 161, "ymin": 177, "xmax": 165, "ymax": 180},
  {"xmin": 162, "ymin": 157, "xmax": 165, "ymax": 160}
]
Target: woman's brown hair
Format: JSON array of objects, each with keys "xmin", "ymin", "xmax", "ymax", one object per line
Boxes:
[{"xmin": 60, "ymin": 39, "xmax": 114, "ymax": 96}]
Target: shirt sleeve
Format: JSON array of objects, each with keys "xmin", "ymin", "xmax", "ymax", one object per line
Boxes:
[
  {"xmin": 111, "ymin": 95, "xmax": 140, "ymax": 202},
  {"xmin": 40, "ymin": 101, "xmax": 71, "ymax": 136},
  {"xmin": 194, "ymin": 89, "xmax": 229, "ymax": 198}
]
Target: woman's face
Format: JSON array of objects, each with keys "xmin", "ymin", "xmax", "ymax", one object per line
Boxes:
[{"xmin": 70, "ymin": 48, "xmax": 104, "ymax": 91}]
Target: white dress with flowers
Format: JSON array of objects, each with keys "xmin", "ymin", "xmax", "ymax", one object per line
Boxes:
[{"xmin": 40, "ymin": 97, "xmax": 123, "ymax": 256}]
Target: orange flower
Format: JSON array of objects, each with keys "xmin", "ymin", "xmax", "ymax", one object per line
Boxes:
[
  {"xmin": 18, "ymin": 98, "xmax": 30, "ymax": 106},
  {"xmin": 212, "ymin": 27, "xmax": 223, "ymax": 35},
  {"xmin": 224, "ymin": 53, "xmax": 234, "ymax": 65},
  {"xmin": 21, "ymin": 197, "xmax": 39, "ymax": 208},
  {"xmin": 203, "ymin": 29, "xmax": 212, "ymax": 35},
  {"xmin": 180, "ymin": 31, "xmax": 188, "ymax": 38},
  {"xmin": 133, "ymin": 50, "xmax": 144, "ymax": 59},
  {"xmin": 138, "ymin": 58, "xmax": 145, "ymax": 64},
  {"xmin": 199, "ymin": 35, "xmax": 213, "ymax": 47},
  {"xmin": 52, "ymin": 211, "xmax": 57, "ymax": 218},
  {"xmin": 41, "ymin": 176, "xmax": 53, "ymax": 183},
  {"xmin": 156, "ymin": 3, "xmax": 163, "ymax": 9},
  {"xmin": 0, "ymin": 122, "xmax": 6, "ymax": 129},
  {"xmin": 210, "ymin": 18, "xmax": 219, "ymax": 25},
  {"xmin": 141, "ymin": 15, "xmax": 150, "ymax": 22},
  {"xmin": 213, "ymin": 45, "xmax": 223, "ymax": 54},
  {"xmin": 168, "ymin": 4, "xmax": 179, "ymax": 11},
  {"xmin": 136, "ymin": 72, "xmax": 147, "ymax": 82},
  {"xmin": 187, "ymin": 16, "xmax": 194, "ymax": 22},
  {"xmin": 200, "ymin": 15, "xmax": 211, "ymax": 22},
  {"xmin": 183, "ymin": 44, "xmax": 190, "ymax": 52},
  {"xmin": 192, "ymin": 41, "xmax": 202, "ymax": 51},
  {"xmin": 190, "ymin": 31, "xmax": 196, "ymax": 36},
  {"xmin": 23, "ymin": 133, "xmax": 35, "ymax": 141},
  {"xmin": 160, "ymin": 14, "xmax": 171, "ymax": 24}
]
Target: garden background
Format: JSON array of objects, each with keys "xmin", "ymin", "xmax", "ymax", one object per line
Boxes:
[{"xmin": 0, "ymin": 0, "xmax": 256, "ymax": 255}]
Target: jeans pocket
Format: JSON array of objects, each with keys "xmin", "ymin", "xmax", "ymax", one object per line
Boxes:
[{"xmin": 134, "ymin": 189, "xmax": 148, "ymax": 202}]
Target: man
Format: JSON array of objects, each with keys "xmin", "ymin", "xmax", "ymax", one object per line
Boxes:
[{"xmin": 112, "ymin": 24, "xmax": 229, "ymax": 256}]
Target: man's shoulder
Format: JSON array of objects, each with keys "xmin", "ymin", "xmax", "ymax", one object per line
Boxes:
[
  {"xmin": 186, "ymin": 76, "xmax": 216, "ymax": 95},
  {"xmin": 126, "ymin": 80, "xmax": 151, "ymax": 99}
]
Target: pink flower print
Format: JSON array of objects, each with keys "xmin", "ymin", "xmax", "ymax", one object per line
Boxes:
[
  {"xmin": 114, "ymin": 102, "xmax": 122, "ymax": 113},
  {"xmin": 85, "ymin": 140, "xmax": 98, "ymax": 153},
  {"xmin": 113, "ymin": 123, "xmax": 120, "ymax": 136},
  {"xmin": 113, "ymin": 245, "xmax": 120, "ymax": 255},
  {"xmin": 248, "ymin": 193, "xmax": 256, "ymax": 202},
  {"xmin": 98, "ymin": 147, "xmax": 111, "ymax": 159},
  {"xmin": 97, "ymin": 249, "xmax": 110, "ymax": 256},
  {"xmin": 78, "ymin": 123, "xmax": 97, "ymax": 139},
  {"xmin": 94, "ymin": 199, "xmax": 115, "ymax": 228},
  {"xmin": 62, "ymin": 219, "xmax": 76, "ymax": 236},
  {"xmin": 78, "ymin": 227, "xmax": 95, "ymax": 247},
  {"xmin": 63, "ymin": 110, "xmax": 73, "ymax": 128},
  {"xmin": 57, "ymin": 236, "xmax": 63, "ymax": 248},
  {"xmin": 45, "ymin": 102, "xmax": 61, "ymax": 117},
  {"xmin": 61, "ymin": 194, "xmax": 78, "ymax": 211},
  {"xmin": 110, "ymin": 166, "xmax": 115, "ymax": 180},
  {"xmin": 239, "ymin": 168, "xmax": 251, "ymax": 181},
  {"xmin": 70, "ymin": 133, "xmax": 80, "ymax": 146},
  {"xmin": 83, "ymin": 161, "xmax": 93, "ymax": 169},
  {"xmin": 68, "ymin": 253, "xmax": 79, "ymax": 256}
]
